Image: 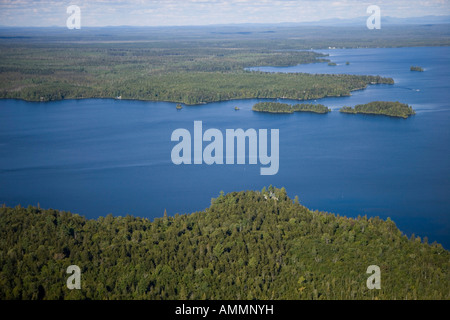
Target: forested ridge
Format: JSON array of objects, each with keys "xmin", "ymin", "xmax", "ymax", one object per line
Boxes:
[{"xmin": 1, "ymin": 187, "xmax": 448, "ymax": 300}]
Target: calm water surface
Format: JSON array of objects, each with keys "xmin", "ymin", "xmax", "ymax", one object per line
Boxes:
[{"xmin": 1, "ymin": 47, "xmax": 449, "ymax": 247}]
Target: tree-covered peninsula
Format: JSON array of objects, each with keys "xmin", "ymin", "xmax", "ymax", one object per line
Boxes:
[
  {"xmin": 252, "ymin": 102, "xmax": 331, "ymax": 114},
  {"xmin": 1, "ymin": 187, "xmax": 448, "ymax": 300},
  {"xmin": 340, "ymin": 101, "xmax": 416, "ymax": 118}
]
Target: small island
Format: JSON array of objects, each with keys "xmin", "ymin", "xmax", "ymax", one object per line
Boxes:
[
  {"xmin": 340, "ymin": 101, "xmax": 416, "ymax": 118},
  {"xmin": 328, "ymin": 62, "xmax": 337, "ymax": 66},
  {"xmin": 410, "ymin": 66, "xmax": 424, "ymax": 72},
  {"xmin": 176, "ymin": 103, "xmax": 183, "ymax": 110},
  {"xmin": 252, "ymin": 102, "xmax": 331, "ymax": 114},
  {"xmin": 345, "ymin": 61, "xmax": 350, "ymax": 65},
  {"xmin": 234, "ymin": 106, "xmax": 240, "ymax": 110}
]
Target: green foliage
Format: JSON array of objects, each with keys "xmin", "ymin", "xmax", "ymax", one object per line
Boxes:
[
  {"xmin": 0, "ymin": 42, "xmax": 327, "ymax": 104},
  {"xmin": 0, "ymin": 188, "xmax": 448, "ymax": 300},
  {"xmin": 252, "ymin": 102, "xmax": 331, "ymax": 114},
  {"xmin": 0, "ymin": 27, "xmax": 401, "ymax": 105},
  {"xmin": 340, "ymin": 101, "xmax": 416, "ymax": 118},
  {"xmin": 410, "ymin": 66, "xmax": 424, "ymax": 72}
]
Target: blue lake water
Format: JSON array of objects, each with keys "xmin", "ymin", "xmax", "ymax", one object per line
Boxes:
[{"xmin": 1, "ymin": 46, "xmax": 449, "ymax": 248}]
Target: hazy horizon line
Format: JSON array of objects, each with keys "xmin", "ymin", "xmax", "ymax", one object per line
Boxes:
[{"xmin": 0, "ymin": 14, "xmax": 449, "ymax": 29}]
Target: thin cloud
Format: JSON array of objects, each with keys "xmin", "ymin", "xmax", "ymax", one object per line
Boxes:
[{"xmin": 0, "ymin": 0, "xmax": 448, "ymax": 27}]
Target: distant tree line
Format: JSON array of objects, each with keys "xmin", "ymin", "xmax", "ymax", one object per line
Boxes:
[{"xmin": 0, "ymin": 41, "xmax": 394, "ymax": 104}]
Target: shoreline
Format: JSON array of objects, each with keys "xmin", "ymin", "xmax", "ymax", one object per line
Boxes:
[{"xmin": 0, "ymin": 82, "xmax": 391, "ymax": 106}]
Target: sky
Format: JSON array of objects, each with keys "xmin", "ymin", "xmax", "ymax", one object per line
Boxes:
[{"xmin": 0, "ymin": 0, "xmax": 449, "ymax": 27}]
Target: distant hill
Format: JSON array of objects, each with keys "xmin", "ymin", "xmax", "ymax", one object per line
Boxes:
[
  {"xmin": 1, "ymin": 15, "xmax": 449, "ymax": 29},
  {"xmin": 284, "ymin": 15, "xmax": 450, "ymax": 26}
]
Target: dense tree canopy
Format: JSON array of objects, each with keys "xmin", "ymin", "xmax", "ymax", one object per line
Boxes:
[
  {"xmin": 340, "ymin": 101, "xmax": 416, "ymax": 118},
  {"xmin": 0, "ymin": 188, "xmax": 448, "ymax": 300},
  {"xmin": 410, "ymin": 66, "xmax": 424, "ymax": 72},
  {"xmin": 252, "ymin": 102, "xmax": 331, "ymax": 114},
  {"xmin": 0, "ymin": 29, "xmax": 396, "ymax": 105}
]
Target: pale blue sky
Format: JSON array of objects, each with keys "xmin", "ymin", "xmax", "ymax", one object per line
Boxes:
[{"xmin": 0, "ymin": 0, "xmax": 449, "ymax": 27}]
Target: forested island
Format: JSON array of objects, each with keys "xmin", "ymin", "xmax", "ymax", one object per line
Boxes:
[
  {"xmin": 340, "ymin": 101, "xmax": 416, "ymax": 118},
  {"xmin": 410, "ymin": 66, "xmax": 424, "ymax": 72},
  {"xmin": 0, "ymin": 187, "xmax": 448, "ymax": 300},
  {"xmin": 252, "ymin": 102, "xmax": 331, "ymax": 114}
]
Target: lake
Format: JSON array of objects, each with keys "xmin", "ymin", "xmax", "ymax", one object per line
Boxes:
[{"xmin": 1, "ymin": 46, "xmax": 449, "ymax": 248}]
